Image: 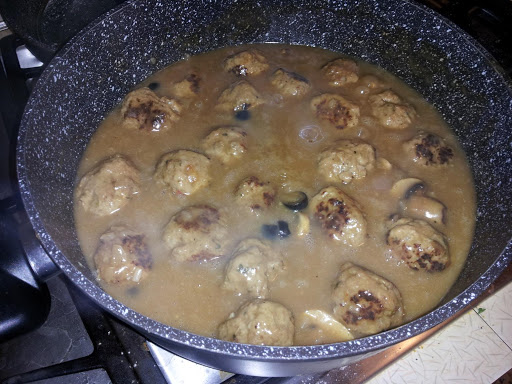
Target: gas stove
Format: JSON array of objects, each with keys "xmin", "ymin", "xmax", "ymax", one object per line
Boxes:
[{"xmin": 0, "ymin": 1, "xmax": 511, "ymax": 383}]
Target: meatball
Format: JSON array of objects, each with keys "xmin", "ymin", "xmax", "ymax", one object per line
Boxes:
[
  {"xmin": 235, "ymin": 176, "xmax": 276, "ymax": 213},
  {"xmin": 201, "ymin": 126, "xmax": 248, "ymax": 164},
  {"xmin": 121, "ymin": 87, "xmax": 182, "ymax": 132},
  {"xmin": 216, "ymin": 81, "xmax": 264, "ymax": 111},
  {"xmin": 331, "ymin": 262, "xmax": 404, "ymax": 337},
  {"xmin": 162, "ymin": 205, "xmax": 229, "ymax": 262},
  {"xmin": 93, "ymin": 226, "xmax": 152, "ymax": 284},
  {"xmin": 223, "ymin": 238, "xmax": 285, "ymax": 298},
  {"xmin": 171, "ymin": 73, "xmax": 200, "ymax": 99},
  {"xmin": 369, "ymin": 90, "xmax": 415, "ymax": 130},
  {"xmin": 322, "ymin": 58, "xmax": 359, "ymax": 87},
  {"xmin": 76, "ymin": 154, "xmax": 140, "ymax": 216},
  {"xmin": 387, "ymin": 218, "xmax": 450, "ymax": 271},
  {"xmin": 404, "ymin": 132, "xmax": 454, "ymax": 167},
  {"xmin": 154, "ymin": 150, "xmax": 210, "ymax": 196},
  {"xmin": 270, "ymin": 68, "xmax": 311, "ymax": 97},
  {"xmin": 218, "ymin": 299, "xmax": 295, "ymax": 346},
  {"xmin": 310, "ymin": 186, "xmax": 367, "ymax": 246},
  {"xmin": 318, "ymin": 140, "xmax": 376, "ymax": 184},
  {"xmin": 311, "ymin": 93, "xmax": 360, "ymax": 130},
  {"xmin": 223, "ymin": 50, "xmax": 269, "ymax": 76}
]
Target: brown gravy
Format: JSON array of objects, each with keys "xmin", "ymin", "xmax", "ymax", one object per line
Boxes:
[{"xmin": 74, "ymin": 44, "xmax": 476, "ymax": 345}]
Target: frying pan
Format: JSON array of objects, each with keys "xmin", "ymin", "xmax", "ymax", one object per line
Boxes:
[{"xmin": 12, "ymin": 0, "xmax": 512, "ymax": 376}]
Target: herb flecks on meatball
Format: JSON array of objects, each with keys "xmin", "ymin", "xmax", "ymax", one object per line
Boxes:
[
  {"xmin": 121, "ymin": 87, "xmax": 182, "ymax": 132},
  {"xmin": 311, "ymin": 93, "xmax": 360, "ymax": 130},
  {"xmin": 76, "ymin": 154, "xmax": 140, "ymax": 216},
  {"xmin": 387, "ymin": 217, "xmax": 450, "ymax": 272},
  {"xmin": 216, "ymin": 81, "xmax": 264, "ymax": 112},
  {"xmin": 369, "ymin": 90, "xmax": 416, "ymax": 130},
  {"xmin": 218, "ymin": 299, "xmax": 295, "ymax": 346},
  {"xmin": 223, "ymin": 238, "xmax": 285, "ymax": 299},
  {"xmin": 162, "ymin": 205, "xmax": 229, "ymax": 262},
  {"xmin": 224, "ymin": 50, "xmax": 269, "ymax": 76},
  {"xmin": 201, "ymin": 126, "xmax": 248, "ymax": 164},
  {"xmin": 318, "ymin": 140, "xmax": 376, "ymax": 184},
  {"xmin": 404, "ymin": 132, "xmax": 454, "ymax": 167},
  {"xmin": 271, "ymin": 68, "xmax": 311, "ymax": 97},
  {"xmin": 235, "ymin": 176, "xmax": 276, "ymax": 214},
  {"xmin": 331, "ymin": 262, "xmax": 404, "ymax": 337},
  {"xmin": 154, "ymin": 150, "xmax": 211, "ymax": 196},
  {"xmin": 310, "ymin": 186, "xmax": 367, "ymax": 246},
  {"xmin": 94, "ymin": 226, "xmax": 152, "ymax": 284},
  {"xmin": 322, "ymin": 58, "xmax": 359, "ymax": 87}
]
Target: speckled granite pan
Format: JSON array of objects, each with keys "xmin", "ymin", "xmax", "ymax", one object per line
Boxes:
[{"xmin": 16, "ymin": 0, "xmax": 512, "ymax": 376}]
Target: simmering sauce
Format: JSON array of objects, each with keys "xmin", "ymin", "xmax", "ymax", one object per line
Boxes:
[{"xmin": 74, "ymin": 44, "xmax": 475, "ymax": 346}]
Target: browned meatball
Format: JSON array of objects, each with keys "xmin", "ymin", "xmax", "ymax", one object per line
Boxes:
[
  {"xmin": 311, "ymin": 93, "xmax": 360, "ymax": 130},
  {"xmin": 223, "ymin": 50, "xmax": 269, "ymax": 76},
  {"xmin": 223, "ymin": 238, "xmax": 285, "ymax": 298},
  {"xmin": 201, "ymin": 126, "xmax": 248, "ymax": 164},
  {"xmin": 310, "ymin": 186, "xmax": 367, "ymax": 246},
  {"xmin": 403, "ymin": 132, "xmax": 454, "ymax": 167},
  {"xmin": 121, "ymin": 87, "xmax": 182, "ymax": 132},
  {"xmin": 93, "ymin": 226, "xmax": 152, "ymax": 284},
  {"xmin": 218, "ymin": 299, "xmax": 295, "ymax": 346},
  {"xmin": 76, "ymin": 154, "xmax": 140, "ymax": 216},
  {"xmin": 331, "ymin": 262, "xmax": 404, "ymax": 337},
  {"xmin": 318, "ymin": 140, "xmax": 376, "ymax": 184},
  {"xmin": 369, "ymin": 90, "xmax": 415, "ymax": 130},
  {"xmin": 154, "ymin": 150, "xmax": 210, "ymax": 196},
  {"xmin": 270, "ymin": 68, "xmax": 311, "ymax": 97},
  {"xmin": 322, "ymin": 58, "xmax": 359, "ymax": 86},
  {"xmin": 235, "ymin": 176, "xmax": 276, "ymax": 214},
  {"xmin": 216, "ymin": 81, "xmax": 264, "ymax": 111},
  {"xmin": 171, "ymin": 73, "xmax": 200, "ymax": 99},
  {"xmin": 162, "ymin": 205, "xmax": 229, "ymax": 262},
  {"xmin": 387, "ymin": 218, "xmax": 450, "ymax": 271}
]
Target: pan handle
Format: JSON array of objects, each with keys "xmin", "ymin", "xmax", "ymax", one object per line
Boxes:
[{"xmin": 0, "ymin": 196, "xmax": 55, "ymax": 342}]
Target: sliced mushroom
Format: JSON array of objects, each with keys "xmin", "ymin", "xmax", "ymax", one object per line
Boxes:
[
  {"xmin": 376, "ymin": 157, "xmax": 393, "ymax": 171},
  {"xmin": 295, "ymin": 309, "xmax": 354, "ymax": 345},
  {"xmin": 401, "ymin": 195, "xmax": 446, "ymax": 225},
  {"xmin": 390, "ymin": 178, "xmax": 425, "ymax": 199}
]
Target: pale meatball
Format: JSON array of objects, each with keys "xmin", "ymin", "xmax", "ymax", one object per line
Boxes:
[
  {"xmin": 93, "ymin": 226, "xmax": 152, "ymax": 284},
  {"xmin": 162, "ymin": 205, "xmax": 229, "ymax": 262},
  {"xmin": 121, "ymin": 87, "xmax": 182, "ymax": 132},
  {"xmin": 369, "ymin": 90, "xmax": 415, "ymax": 130},
  {"xmin": 223, "ymin": 238, "xmax": 285, "ymax": 298},
  {"xmin": 223, "ymin": 50, "xmax": 269, "ymax": 76},
  {"xmin": 270, "ymin": 68, "xmax": 311, "ymax": 97},
  {"xmin": 332, "ymin": 262, "xmax": 404, "ymax": 337},
  {"xmin": 311, "ymin": 93, "xmax": 360, "ymax": 130},
  {"xmin": 403, "ymin": 132, "xmax": 454, "ymax": 167},
  {"xmin": 218, "ymin": 299, "xmax": 295, "ymax": 346},
  {"xmin": 322, "ymin": 58, "xmax": 359, "ymax": 86},
  {"xmin": 235, "ymin": 176, "xmax": 276, "ymax": 213},
  {"xmin": 318, "ymin": 140, "xmax": 376, "ymax": 184},
  {"xmin": 171, "ymin": 73, "xmax": 200, "ymax": 99},
  {"xmin": 310, "ymin": 186, "xmax": 367, "ymax": 246},
  {"xmin": 201, "ymin": 127, "xmax": 248, "ymax": 164},
  {"xmin": 154, "ymin": 150, "xmax": 210, "ymax": 196},
  {"xmin": 76, "ymin": 154, "xmax": 140, "ymax": 216},
  {"xmin": 387, "ymin": 218, "xmax": 450, "ymax": 271},
  {"xmin": 216, "ymin": 81, "xmax": 264, "ymax": 111}
]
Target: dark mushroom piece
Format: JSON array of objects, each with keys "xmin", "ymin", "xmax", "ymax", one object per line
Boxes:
[
  {"xmin": 281, "ymin": 191, "xmax": 308, "ymax": 211},
  {"xmin": 390, "ymin": 178, "xmax": 425, "ymax": 199},
  {"xmin": 262, "ymin": 220, "xmax": 291, "ymax": 239}
]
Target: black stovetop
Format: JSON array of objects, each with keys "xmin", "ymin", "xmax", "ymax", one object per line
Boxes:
[{"xmin": 0, "ymin": 0, "xmax": 511, "ymax": 383}]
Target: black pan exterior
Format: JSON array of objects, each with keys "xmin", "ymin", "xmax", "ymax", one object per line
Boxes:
[{"xmin": 16, "ymin": 0, "xmax": 512, "ymax": 376}]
